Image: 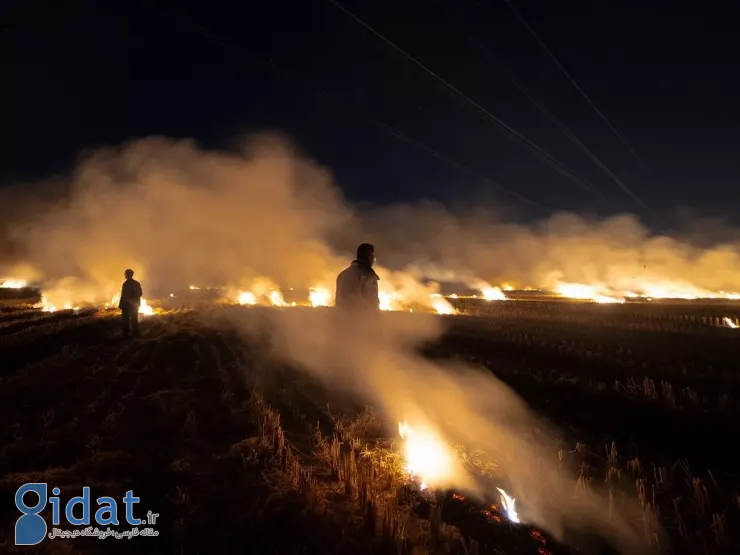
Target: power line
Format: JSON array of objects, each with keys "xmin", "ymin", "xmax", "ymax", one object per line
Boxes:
[
  {"xmin": 326, "ymin": 0, "xmax": 612, "ymax": 205},
  {"xmin": 434, "ymin": 1, "xmax": 656, "ymax": 217},
  {"xmin": 502, "ymin": 0, "xmax": 644, "ymax": 165},
  {"xmin": 162, "ymin": 11, "xmax": 550, "ymax": 213}
]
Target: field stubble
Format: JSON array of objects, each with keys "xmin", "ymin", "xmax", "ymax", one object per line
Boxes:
[{"xmin": 0, "ymin": 298, "xmax": 737, "ymax": 554}]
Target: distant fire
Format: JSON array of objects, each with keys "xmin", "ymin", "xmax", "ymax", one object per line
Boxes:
[
  {"xmin": 37, "ymin": 296, "xmax": 78, "ymax": 313},
  {"xmin": 724, "ymin": 317, "xmax": 738, "ymax": 329},
  {"xmin": 269, "ymin": 290, "xmax": 286, "ymax": 307},
  {"xmin": 379, "ymin": 291, "xmax": 401, "ymax": 311},
  {"xmin": 0, "ymin": 278, "xmax": 27, "ymax": 289},
  {"xmin": 431, "ymin": 295, "xmax": 456, "ymax": 315},
  {"xmin": 109, "ymin": 294, "xmax": 156, "ymax": 315},
  {"xmin": 309, "ymin": 287, "xmax": 331, "ymax": 307},
  {"xmin": 238, "ymin": 291, "xmax": 257, "ymax": 306},
  {"xmin": 554, "ymin": 282, "xmax": 624, "ymax": 304},
  {"xmin": 553, "ymin": 280, "xmax": 740, "ymax": 302},
  {"xmin": 139, "ymin": 299, "xmax": 154, "ymax": 316},
  {"xmin": 481, "ymin": 286, "xmax": 508, "ymax": 301}
]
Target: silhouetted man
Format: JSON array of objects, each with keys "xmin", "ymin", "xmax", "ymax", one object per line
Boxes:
[
  {"xmin": 119, "ymin": 268, "xmax": 143, "ymax": 337},
  {"xmin": 335, "ymin": 243, "xmax": 380, "ymax": 311}
]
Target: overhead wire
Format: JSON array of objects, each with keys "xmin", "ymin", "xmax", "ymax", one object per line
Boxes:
[
  {"xmin": 502, "ymin": 0, "xmax": 645, "ymax": 165},
  {"xmin": 161, "ymin": 10, "xmax": 551, "ymax": 213},
  {"xmin": 435, "ymin": 1, "xmax": 656, "ymax": 217},
  {"xmin": 326, "ymin": 0, "xmax": 614, "ymax": 205}
]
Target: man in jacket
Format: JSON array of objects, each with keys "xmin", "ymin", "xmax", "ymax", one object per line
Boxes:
[
  {"xmin": 335, "ymin": 243, "xmax": 380, "ymax": 311},
  {"xmin": 119, "ymin": 268, "xmax": 143, "ymax": 337}
]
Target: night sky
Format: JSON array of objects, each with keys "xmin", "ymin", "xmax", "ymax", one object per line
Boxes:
[{"xmin": 4, "ymin": 0, "xmax": 740, "ymax": 226}]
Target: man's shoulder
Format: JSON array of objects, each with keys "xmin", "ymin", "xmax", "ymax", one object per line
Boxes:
[{"xmin": 350, "ymin": 261, "xmax": 379, "ymax": 280}]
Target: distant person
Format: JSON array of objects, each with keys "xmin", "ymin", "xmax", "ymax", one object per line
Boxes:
[
  {"xmin": 335, "ymin": 243, "xmax": 380, "ymax": 311},
  {"xmin": 119, "ymin": 269, "xmax": 143, "ymax": 337}
]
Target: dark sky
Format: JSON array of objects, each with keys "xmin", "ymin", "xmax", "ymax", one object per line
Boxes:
[{"xmin": 3, "ymin": 0, "xmax": 740, "ymax": 226}]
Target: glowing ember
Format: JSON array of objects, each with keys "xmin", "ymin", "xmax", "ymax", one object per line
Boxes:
[
  {"xmin": 189, "ymin": 285, "xmax": 201, "ymax": 290},
  {"xmin": 0, "ymin": 278, "xmax": 27, "ymax": 289},
  {"xmin": 432, "ymin": 297, "xmax": 456, "ymax": 315},
  {"xmin": 238, "ymin": 291, "xmax": 257, "ymax": 306},
  {"xmin": 481, "ymin": 286, "xmax": 508, "ymax": 301},
  {"xmin": 398, "ymin": 420, "xmax": 454, "ymax": 490},
  {"xmin": 723, "ymin": 317, "xmax": 738, "ymax": 329},
  {"xmin": 309, "ymin": 287, "xmax": 331, "ymax": 307},
  {"xmin": 496, "ymin": 487, "xmax": 520, "ymax": 523},
  {"xmin": 269, "ymin": 290, "xmax": 286, "ymax": 307}
]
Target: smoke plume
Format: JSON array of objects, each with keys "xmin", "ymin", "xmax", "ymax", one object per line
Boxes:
[
  {"xmin": 6, "ymin": 133, "xmax": 740, "ymax": 551},
  {"xmin": 344, "ymin": 202, "xmax": 740, "ymax": 296},
  {"xmin": 224, "ymin": 306, "xmax": 648, "ymax": 554},
  {"xmin": 2, "ymin": 134, "xmax": 353, "ymax": 303}
]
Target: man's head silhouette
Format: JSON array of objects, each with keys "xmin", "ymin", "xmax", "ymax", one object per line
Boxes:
[
  {"xmin": 356, "ymin": 243, "xmax": 376, "ymax": 268},
  {"xmin": 124, "ymin": 269, "xmax": 134, "ymax": 279}
]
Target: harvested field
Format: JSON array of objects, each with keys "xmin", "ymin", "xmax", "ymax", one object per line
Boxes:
[{"xmin": 0, "ymin": 296, "xmax": 738, "ymax": 554}]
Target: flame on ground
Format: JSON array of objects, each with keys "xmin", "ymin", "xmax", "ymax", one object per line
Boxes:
[
  {"xmin": 109, "ymin": 294, "xmax": 156, "ymax": 315},
  {"xmin": 37, "ymin": 296, "xmax": 78, "ymax": 313},
  {"xmin": 238, "ymin": 291, "xmax": 257, "ymax": 306},
  {"xmin": 398, "ymin": 420, "xmax": 455, "ymax": 490},
  {"xmin": 379, "ymin": 290, "xmax": 405, "ymax": 311},
  {"xmin": 38, "ymin": 296, "xmax": 57, "ymax": 312},
  {"xmin": 724, "ymin": 317, "xmax": 738, "ymax": 329},
  {"xmin": 496, "ymin": 487, "xmax": 520, "ymax": 523},
  {"xmin": 309, "ymin": 286, "xmax": 332, "ymax": 307},
  {"xmin": 554, "ymin": 282, "xmax": 624, "ymax": 304},
  {"xmin": 139, "ymin": 299, "xmax": 154, "ymax": 316},
  {"xmin": 481, "ymin": 286, "xmax": 508, "ymax": 301},
  {"xmin": 553, "ymin": 279, "xmax": 740, "ymax": 302},
  {"xmin": 428, "ymin": 294, "xmax": 456, "ymax": 315},
  {"xmin": 0, "ymin": 278, "xmax": 27, "ymax": 289},
  {"xmin": 269, "ymin": 290, "xmax": 286, "ymax": 307}
]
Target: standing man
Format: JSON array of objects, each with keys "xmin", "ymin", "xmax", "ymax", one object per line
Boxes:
[
  {"xmin": 335, "ymin": 243, "xmax": 380, "ymax": 311},
  {"xmin": 119, "ymin": 268, "xmax": 143, "ymax": 337}
]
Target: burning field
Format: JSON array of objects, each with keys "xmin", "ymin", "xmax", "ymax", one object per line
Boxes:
[
  {"xmin": 1, "ymin": 291, "xmax": 739, "ymax": 554},
  {"xmin": 2, "ymin": 134, "xmax": 740, "ymax": 554}
]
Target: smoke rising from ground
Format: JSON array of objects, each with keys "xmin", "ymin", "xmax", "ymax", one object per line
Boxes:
[
  {"xmin": 2, "ymin": 134, "xmax": 351, "ymax": 302},
  {"xmin": 347, "ymin": 203, "xmax": 740, "ymax": 295},
  {"xmin": 3, "ymin": 133, "xmax": 740, "ymax": 299},
  {"xmin": 225, "ymin": 307, "xmax": 648, "ymax": 553},
  {"xmin": 0, "ymin": 133, "xmax": 698, "ymax": 550}
]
